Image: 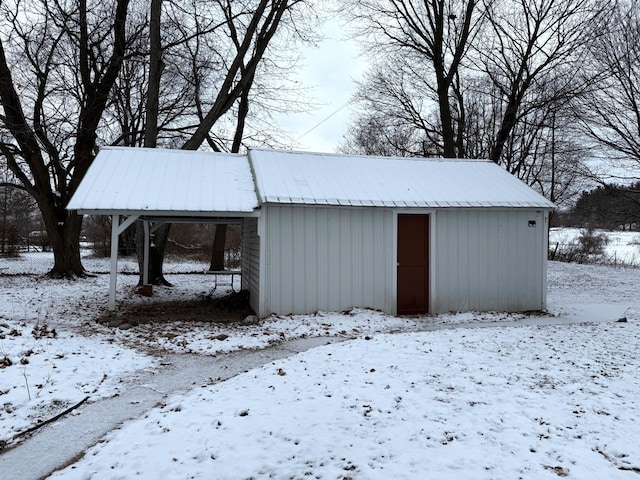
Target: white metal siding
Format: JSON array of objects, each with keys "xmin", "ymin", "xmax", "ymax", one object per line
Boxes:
[
  {"xmin": 241, "ymin": 217, "xmax": 260, "ymax": 314},
  {"xmin": 431, "ymin": 209, "xmax": 547, "ymax": 313},
  {"xmin": 260, "ymin": 205, "xmax": 394, "ymax": 316}
]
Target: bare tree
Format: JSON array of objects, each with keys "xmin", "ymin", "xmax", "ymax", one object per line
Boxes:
[
  {"xmin": 105, "ymin": 4, "xmax": 198, "ymax": 149},
  {"xmin": 347, "ymin": 0, "xmax": 484, "ymax": 158},
  {"xmin": 346, "ymin": 63, "xmax": 445, "ymax": 157},
  {"xmin": 478, "ymin": 0, "xmax": 602, "ymax": 166},
  {"xmin": 0, "ymin": 0, "xmax": 138, "ymax": 276},
  {"xmin": 339, "ymin": 111, "xmax": 419, "ymax": 157},
  {"xmin": 579, "ymin": 0, "xmax": 640, "ymax": 180},
  {"xmin": 182, "ymin": 0, "xmax": 309, "ymax": 150}
]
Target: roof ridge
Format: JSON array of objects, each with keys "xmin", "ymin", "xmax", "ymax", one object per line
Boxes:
[
  {"xmin": 101, "ymin": 146, "xmax": 245, "ymax": 157},
  {"xmin": 248, "ymin": 148, "xmax": 491, "ymax": 163}
]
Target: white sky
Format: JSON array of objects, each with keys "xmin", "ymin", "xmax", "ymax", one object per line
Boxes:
[{"xmin": 276, "ymin": 20, "xmax": 367, "ymax": 153}]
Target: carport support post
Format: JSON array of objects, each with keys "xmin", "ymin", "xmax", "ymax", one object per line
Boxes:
[
  {"xmin": 108, "ymin": 214, "xmax": 140, "ymax": 311},
  {"xmin": 109, "ymin": 214, "xmax": 120, "ymax": 311}
]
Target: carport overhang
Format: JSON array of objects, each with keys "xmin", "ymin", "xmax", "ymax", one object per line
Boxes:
[
  {"xmin": 66, "ymin": 147, "xmax": 262, "ymax": 311},
  {"xmin": 72, "ymin": 208, "xmax": 261, "ymax": 311}
]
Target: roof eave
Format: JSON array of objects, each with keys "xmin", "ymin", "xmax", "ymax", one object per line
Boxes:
[{"xmin": 71, "ymin": 208, "xmax": 261, "ymax": 217}]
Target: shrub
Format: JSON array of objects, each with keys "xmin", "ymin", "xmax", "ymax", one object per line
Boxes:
[
  {"xmin": 577, "ymin": 228, "xmax": 608, "ymax": 256},
  {"xmin": 550, "ymin": 228, "xmax": 608, "ymax": 264}
]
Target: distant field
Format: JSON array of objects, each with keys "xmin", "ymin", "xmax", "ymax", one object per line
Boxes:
[
  {"xmin": 0, "ymin": 251, "xmax": 208, "ymax": 276},
  {"xmin": 549, "ymin": 227, "xmax": 640, "ymax": 266}
]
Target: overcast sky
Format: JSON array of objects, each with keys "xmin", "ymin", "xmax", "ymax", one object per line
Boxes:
[{"xmin": 276, "ymin": 21, "xmax": 367, "ymax": 153}]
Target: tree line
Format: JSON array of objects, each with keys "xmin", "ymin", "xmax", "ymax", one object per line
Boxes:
[
  {"xmin": 1, "ymin": 0, "xmax": 639, "ymax": 279},
  {"xmin": 557, "ymin": 183, "xmax": 640, "ymax": 230}
]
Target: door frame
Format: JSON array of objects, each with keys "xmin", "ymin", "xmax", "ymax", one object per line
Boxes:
[{"xmin": 392, "ymin": 209, "xmax": 435, "ymax": 315}]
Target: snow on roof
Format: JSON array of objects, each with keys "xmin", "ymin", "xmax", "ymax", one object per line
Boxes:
[
  {"xmin": 67, "ymin": 147, "xmax": 260, "ymax": 215},
  {"xmin": 248, "ymin": 149, "xmax": 555, "ymax": 209},
  {"xmin": 68, "ymin": 147, "xmax": 555, "ymax": 216}
]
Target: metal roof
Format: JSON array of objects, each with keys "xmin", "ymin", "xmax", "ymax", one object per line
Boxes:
[
  {"xmin": 67, "ymin": 147, "xmax": 555, "ymax": 216},
  {"xmin": 248, "ymin": 149, "xmax": 556, "ymax": 209},
  {"xmin": 67, "ymin": 147, "xmax": 260, "ymax": 216}
]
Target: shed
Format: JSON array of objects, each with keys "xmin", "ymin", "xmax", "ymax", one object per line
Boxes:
[{"xmin": 67, "ymin": 146, "xmax": 555, "ymax": 317}]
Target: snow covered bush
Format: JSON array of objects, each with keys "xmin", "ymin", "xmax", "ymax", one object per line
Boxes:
[{"xmin": 550, "ymin": 228, "xmax": 608, "ymax": 264}]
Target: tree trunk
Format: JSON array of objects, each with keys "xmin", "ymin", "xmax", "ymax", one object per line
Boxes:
[
  {"xmin": 208, "ymin": 76, "xmax": 251, "ymax": 272},
  {"xmin": 136, "ymin": 221, "xmax": 172, "ymax": 286},
  {"xmin": 135, "ymin": 0, "xmax": 171, "ymax": 287},
  {"xmin": 1, "ymin": 186, "xmax": 6, "ymax": 254},
  {"xmin": 147, "ymin": 225, "xmax": 171, "ymax": 286},
  {"xmin": 209, "ymin": 224, "xmax": 227, "ymax": 271},
  {"xmin": 41, "ymin": 203, "xmax": 85, "ymax": 277},
  {"xmin": 437, "ymin": 76, "xmax": 456, "ymax": 158},
  {"xmin": 489, "ymin": 95, "xmax": 521, "ymax": 163},
  {"xmin": 144, "ymin": 0, "xmax": 162, "ymax": 149}
]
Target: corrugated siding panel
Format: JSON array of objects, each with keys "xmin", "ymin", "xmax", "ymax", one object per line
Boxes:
[
  {"xmin": 261, "ymin": 205, "xmax": 393, "ymax": 316},
  {"xmin": 241, "ymin": 218, "xmax": 260, "ymax": 313},
  {"xmin": 432, "ymin": 209, "xmax": 546, "ymax": 313}
]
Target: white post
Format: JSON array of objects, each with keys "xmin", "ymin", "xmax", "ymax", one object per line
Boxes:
[
  {"xmin": 108, "ymin": 214, "xmax": 120, "ymax": 311},
  {"xmin": 143, "ymin": 219, "xmax": 150, "ymax": 285}
]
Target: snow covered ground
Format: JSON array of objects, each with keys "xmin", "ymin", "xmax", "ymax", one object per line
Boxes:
[
  {"xmin": 550, "ymin": 227, "xmax": 640, "ymax": 266},
  {"xmin": 1, "ymin": 257, "xmax": 639, "ymax": 478}
]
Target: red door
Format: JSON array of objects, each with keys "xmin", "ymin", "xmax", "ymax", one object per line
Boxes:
[{"xmin": 397, "ymin": 214, "xmax": 429, "ymax": 315}]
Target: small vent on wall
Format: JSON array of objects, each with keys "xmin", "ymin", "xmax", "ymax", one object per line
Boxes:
[{"xmin": 528, "ymin": 220, "xmax": 536, "ymax": 227}]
